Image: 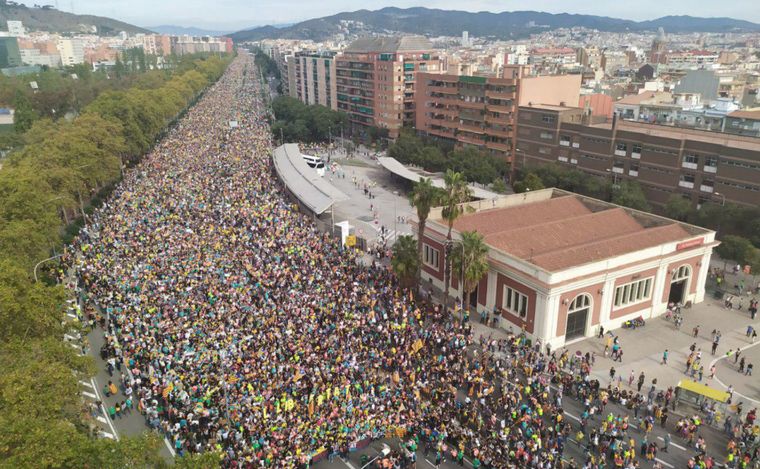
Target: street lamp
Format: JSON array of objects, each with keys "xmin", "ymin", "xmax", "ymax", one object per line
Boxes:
[{"xmin": 714, "ymin": 192, "xmax": 726, "ymax": 207}]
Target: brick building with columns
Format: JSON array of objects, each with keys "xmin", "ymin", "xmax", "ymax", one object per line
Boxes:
[{"xmin": 416, "ymin": 188, "xmax": 716, "ymax": 348}]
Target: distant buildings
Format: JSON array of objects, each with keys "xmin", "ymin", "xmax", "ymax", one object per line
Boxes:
[
  {"xmin": 0, "ymin": 37, "xmax": 22, "ymax": 68},
  {"xmin": 292, "ymin": 51, "xmax": 338, "ymax": 110},
  {"xmin": 336, "ymin": 36, "xmax": 442, "ymax": 139},
  {"xmin": 56, "ymin": 38, "xmax": 85, "ymax": 66}
]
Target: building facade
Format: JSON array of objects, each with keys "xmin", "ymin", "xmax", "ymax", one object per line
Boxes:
[
  {"xmin": 515, "ymin": 104, "xmax": 760, "ymax": 208},
  {"xmin": 336, "ymin": 36, "xmax": 441, "ymax": 139},
  {"xmin": 293, "ymin": 51, "xmax": 338, "ymax": 110},
  {"xmin": 416, "ymin": 189, "xmax": 716, "ymax": 348},
  {"xmin": 56, "ymin": 38, "xmax": 85, "ymax": 66},
  {"xmin": 0, "ymin": 36, "xmax": 22, "ymax": 68}
]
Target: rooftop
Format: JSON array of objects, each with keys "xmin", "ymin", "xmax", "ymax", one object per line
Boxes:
[
  {"xmin": 728, "ymin": 110, "xmax": 760, "ymax": 120},
  {"xmin": 616, "ymin": 91, "xmax": 673, "ymax": 106},
  {"xmin": 344, "ymin": 36, "xmax": 433, "ymax": 53},
  {"xmin": 435, "ymin": 190, "xmax": 708, "ymax": 272}
]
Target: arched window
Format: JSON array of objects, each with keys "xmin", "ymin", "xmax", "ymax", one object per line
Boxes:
[
  {"xmin": 569, "ymin": 294, "xmax": 592, "ymax": 312},
  {"xmin": 671, "ymin": 265, "xmax": 691, "ymax": 282}
]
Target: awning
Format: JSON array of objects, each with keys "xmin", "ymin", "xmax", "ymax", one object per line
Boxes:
[
  {"xmin": 377, "ymin": 156, "xmax": 501, "ymax": 200},
  {"xmin": 272, "ymin": 144, "xmax": 348, "ymax": 215},
  {"xmin": 677, "ymin": 379, "xmax": 730, "ymax": 403}
]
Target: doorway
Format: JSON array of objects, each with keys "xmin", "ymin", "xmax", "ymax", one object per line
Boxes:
[
  {"xmin": 470, "ymin": 285, "xmax": 478, "ymax": 308},
  {"xmin": 566, "ymin": 294, "xmax": 592, "ymax": 340},
  {"xmin": 669, "ymin": 265, "xmax": 691, "ymax": 304}
]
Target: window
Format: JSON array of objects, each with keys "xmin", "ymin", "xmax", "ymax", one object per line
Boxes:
[
  {"xmin": 672, "ymin": 265, "xmax": 691, "ymax": 282},
  {"xmin": 560, "ymin": 135, "xmax": 571, "ymax": 146},
  {"xmin": 423, "ymin": 244, "xmax": 440, "ymax": 269},
  {"xmin": 632, "ymin": 144, "xmax": 642, "ymax": 154},
  {"xmin": 539, "ymin": 147, "xmax": 551, "ymax": 155},
  {"xmin": 613, "ymin": 277, "xmax": 653, "ymax": 308},
  {"xmin": 503, "ymin": 286, "xmax": 528, "ymax": 318},
  {"xmin": 540, "ymin": 131, "xmax": 553, "ymax": 140},
  {"xmin": 616, "ymin": 143, "xmax": 627, "ymax": 151},
  {"xmin": 683, "ymin": 154, "xmax": 699, "ymax": 169},
  {"xmin": 542, "ymin": 114, "xmax": 556, "ymax": 123},
  {"xmin": 704, "ymin": 156, "xmax": 718, "ymax": 173}
]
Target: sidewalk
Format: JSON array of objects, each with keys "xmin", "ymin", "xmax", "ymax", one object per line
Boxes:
[{"xmin": 566, "ymin": 294, "xmax": 760, "ymax": 402}]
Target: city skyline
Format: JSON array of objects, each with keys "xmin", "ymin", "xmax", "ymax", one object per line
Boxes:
[{"xmin": 9, "ymin": 0, "xmax": 760, "ymax": 32}]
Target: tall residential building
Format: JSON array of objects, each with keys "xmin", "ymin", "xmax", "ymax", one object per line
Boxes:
[
  {"xmin": 293, "ymin": 51, "xmax": 338, "ymax": 110},
  {"xmin": 514, "ymin": 104, "xmax": 760, "ymax": 208},
  {"xmin": 6, "ymin": 20, "xmax": 25, "ymax": 37},
  {"xmin": 336, "ymin": 36, "xmax": 441, "ymax": 139},
  {"xmin": 0, "ymin": 37, "xmax": 22, "ymax": 68},
  {"xmin": 415, "ymin": 67, "xmax": 581, "ymax": 165},
  {"xmin": 56, "ymin": 38, "xmax": 85, "ymax": 66}
]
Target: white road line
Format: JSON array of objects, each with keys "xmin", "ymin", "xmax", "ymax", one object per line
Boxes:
[
  {"xmin": 424, "ymin": 458, "xmax": 435, "ymax": 467},
  {"xmin": 82, "ymin": 391, "xmax": 97, "ymax": 399},
  {"xmin": 709, "ymin": 339, "xmax": 760, "ymax": 405},
  {"xmin": 564, "ymin": 411, "xmax": 582, "ymax": 422},
  {"xmin": 655, "ymin": 457, "xmax": 674, "ymax": 468},
  {"xmin": 79, "ymin": 380, "xmax": 93, "ymax": 388},
  {"xmin": 656, "ymin": 436, "xmax": 687, "ymax": 451},
  {"xmin": 100, "ymin": 431, "xmax": 116, "ymax": 440},
  {"xmin": 96, "ymin": 416, "xmax": 108, "ymax": 424},
  {"xmin": 64, "ymin": 333, "xmax": 79, "ymax": 342},
  {"xmin": 67, "ymin": 313, "xmax": 78, "ymax": 319},
  {"xmin": 90, "ymin": 377, "xmax": 119, "ymax": 441},
  {"xmin": 164, "ymin": 437, "xmax": 176, "ymax": 457}
]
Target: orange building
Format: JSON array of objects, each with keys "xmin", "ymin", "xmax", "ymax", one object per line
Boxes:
[{"xmin": 578, "ymin": 93, "xmax": 614, "ymax": 118}]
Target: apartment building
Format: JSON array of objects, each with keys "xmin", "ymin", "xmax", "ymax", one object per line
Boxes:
[
  {"xmin": 56, "ymin": 38, "xmax": 85, "ymax": 66},
  {"xmin": 336, "ymin": 36, "xmax": 441, "ymax": 139},
  {"xmin": 514, "ymin": 104, "xmax": 760, "ymax": 208},
  {"xmin": 415, "ymin": 68, "xmax": 581, "ymax": 164},
  {"xmin": 293, "ymin": 51, "xmax": 338, "ymax": 110}
]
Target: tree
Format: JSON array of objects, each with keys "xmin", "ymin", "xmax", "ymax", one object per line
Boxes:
[
  {"xmin": 716, "ymin": 235, "xmax": 758, "ymax": 268},
  {"xmin": 441, "ymin": 170, "xmax": 473, "ymax": 313},
  {"xmin": 611, "ymin": 180, "xmax": 650, "ymax": 211},
  {"xmin": 409, "ymin": 178, "xmax": 441, "ymax": 285},
  {"xmin": 12, "ymin": 90, "xmax": 38, "ymax": 134},
  {"xmin": 391, "ymin": 235, "xmax": 420, "ymax": 289},
  {"xmin": 491, "ymin": 178, "xmax": 508, "ymax": 194},
  {"xmin": 449, "ymin": 231, "xmax": 490, "ymax": 313},
  {"xmin": 513, "ymin": 173, "xmax": 545, "ymax": 193},
  {"xmin": 664, "ymin": 194, "xmax": 692, "ymax": 221}
]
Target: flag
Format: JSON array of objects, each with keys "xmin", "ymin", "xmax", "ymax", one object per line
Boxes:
[
  {"xmin": 412, "ymin": 339, "xmax": 424, "ymax": 354},
  {"xmin": 162, "ymin": 382, "xmax": 174, "ymax": 398}
]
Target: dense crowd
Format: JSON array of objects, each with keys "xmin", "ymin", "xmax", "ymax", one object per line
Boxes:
[{"xmin": 69, "ymin": 54, "xmax": 759, "ymax": 468}]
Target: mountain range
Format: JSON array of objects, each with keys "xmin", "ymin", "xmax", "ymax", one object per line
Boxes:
[
  {"xmin": 147, "ymin": 25, "xmax": 233, "ymax": 37},
  {"xmin": 0, "ymin": 0, "xmax": 149, "ymax": 35},
  {"xmin": 229, "ymin": 7, "xmax": 760, "ymax": 42}
]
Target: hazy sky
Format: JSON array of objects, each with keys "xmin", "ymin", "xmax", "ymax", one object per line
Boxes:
[{"xmin": 15, "ymin": 0, "xmax": 760, "ymax": 31}]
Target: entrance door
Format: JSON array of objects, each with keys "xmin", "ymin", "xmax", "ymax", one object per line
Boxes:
[
  {"xmin": 669, "ymin": 265, "xmax": 691, "ymax": 304},
  {"xmin": 565, "ymin": 294, "xmax": 592, "ymax": 341},
  {"xmin": 470, "ymin": 285, "xmax": 478, "ymax": 308}
]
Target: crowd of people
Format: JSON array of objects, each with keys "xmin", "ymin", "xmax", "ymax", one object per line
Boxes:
[{"xmin": 68, "ymin": 53, "xmax": 759, "ymax": 468}]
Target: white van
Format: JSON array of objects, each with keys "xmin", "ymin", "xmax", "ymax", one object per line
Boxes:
[{"xmin": 302, "ymin": 154, "xmax": 326, "ymax": 177}]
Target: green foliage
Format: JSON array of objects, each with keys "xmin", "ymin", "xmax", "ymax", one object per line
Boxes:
[
  {"xmin": 410, "ymin": 178, "xmax": 443, "ymax": 283},
  {"xmin": 0, "ymin": 53, "xmax": 232, "ymax": 466},
  {"xmin": 252, "ymin": 48, "xmax": 280, "ymax": 80},
  {"xmin": 513, "ymin": 173, "xmax": 545, "ymax": 193},
  {"xmin": 391, "ymin": 235, "xmax": 420, "ymax": 288},
  {"xmin": 491, "ymin": 178, "xmax": 508, "ymax": 194},
  {"xmin": 611, "ymin": 180, "xmax": 650, "ymax": 211},
  {"xmin": 387, "ymin": 130, "xmax": 506, "ymax": 184},
  {"xmin": 12, "ymin": 90, "xmax": 38, "ymax": 133},
  {"xmin": 271, "ymin": 96, "xmax": 347, "ymax": 144},
  {"xmin": 716, "ymin": 235, "xmax": 759, "ymax": 267},
  {"xmin": 664, "ymin": 194, "xmax": 692, "ymax": 221},
  {"xmin": 449, "ymin": 231, "xmax": 490, "ymax": 311}
]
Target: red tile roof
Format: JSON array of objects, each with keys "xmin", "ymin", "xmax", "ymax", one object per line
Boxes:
[{"xmin": 446, "ymin": 195, "xmax": 692, "ymax": 272}]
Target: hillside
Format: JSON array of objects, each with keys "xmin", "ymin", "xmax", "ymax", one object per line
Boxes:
[
  {"xmin": 0, "ymin": 0, "xmax": 149, "ymax": 35},
  {"xmin": 229, "ymin": 7, "xmax": 760, "ymax": 42},
  {"xmin": 147, "ymin": 25, "xmax": 231, "ymax": 36}
]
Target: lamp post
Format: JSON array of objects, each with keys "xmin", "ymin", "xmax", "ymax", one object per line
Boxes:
[{"xmin": 714, "ymin": 192, "xmax": 726, "ymax": 207}]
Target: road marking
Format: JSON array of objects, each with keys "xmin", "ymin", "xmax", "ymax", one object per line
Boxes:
[
  {"xmin": 424, "ymin": 458, "xmax": 435, "ymax": 467},
  {"xmin": 655, "ymin": 457, "xmax": 674, "ymax": 468},
  {"xmin": 67, "ymin": 313, "xmax": 79, "ymax": 319},
  {"xmin": 564, "ymin": 411, "xmax": 582, "ymax": 422},
  {"xmin": 656, "ymin": 436, "xmax": 687, "ymax": 451},
  {"xmin": 100, "ymin": 431, "xmax": 116, "ymax": 439},
  {"xmin": 83, "ymin": 391, "xmax": 97, "ymax": 399},
  {"xmin": 339, "ymin": 456, "xmax": 356, "ymax": 469},
  {"xmin": 64, "ymin": 333, "xmax": 79, "ymax": 342},
  {"xmin": 96, "ymin": 416, "xmax": 108, "ymax": 424},
  {"xmin": 90, "ymin": 377, "xmax": 119, "ymax": 441},
  {"xmin": 164, "ymin": 437, "xmax": 176, "ymax": 457},
  {"xmin": 709, "ymin": 339, "xmax": 760, "ymax": 405},
  {"xmin": 79, "ymin": 380, "xmax": 93, "ymax": 388}
]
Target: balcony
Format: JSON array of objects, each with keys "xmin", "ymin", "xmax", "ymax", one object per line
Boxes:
[
  {"xmin": 459, "ymin": 135, "xmax": 487, "ymax": 146},
  {"xmin": 429, "ymin": 85, "xmax": 459, "ymax": 94},
  {"xmin": 560, "ymin": 140, "xmax": 571, "ymax": 147},
  {"xmin": 700, "ymin": 184, "xmax": 714, "ymax": 193},
  {"xmin": 631, "ymin": 152, "xmax": 641, "ymax": 159},
  {"xmin": 430, "ymin": 96, "xmax": 461, "ymax": 106},
  {"xmin": 572, "ymin": 142, "xmax": 580, "ymax": 148},
  {"xmin": 703, "ymin": 165, "xmax": 717, "ymax": 173},
  {"xmin": 428, "ymin": 128, "xmax": 456, "ymax": 139},
  {"xmin": 458, "ymin": 100, "xmax": 486, "ymax": 110},
  {"xmin": 614, "ymin": 149, "xmax": 627, "ymax": 157},
  {"xmin": 678, "ymin": 180, "xmax": 695, "ymax": 189},
  {"xmin": 431, "ymin": 107, "xmax": 458, "ymax": 118},
  {"xmin": 485, "ymin": 114, "xmax": 511, "ymax": 125},
  {"xmin": 486, "ymin": 103, "xmax": 513, "ymax": 114},
  {"xmin": 486, "ymin": 127, "xmax": 511, "ymax": 138},
  {"xmin": 459, "ymin": 123, "xmax": 485, "ymax": 134},
  {"xmin": 612, "ymin": 166, "xmax": 624, "ymax": 174},
  {"xmin": 486, "ymin": 141, "xmax": 510, "ymax": 152},
  {"xmin": 682, "ymin": 162, "xmax": 698, "ymax": 170},
  {"xmin": 485, "ymin": 90, "xmax": 515, "ymax": 100},
  {"xmin": 629, "ymin": 170, "xmax": 639, "ymax": 177}
]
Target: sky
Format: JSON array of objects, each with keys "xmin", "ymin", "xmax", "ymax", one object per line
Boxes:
[{"xmin": 14, "ymin": 0, "xmax": 760, "ymax": 31}]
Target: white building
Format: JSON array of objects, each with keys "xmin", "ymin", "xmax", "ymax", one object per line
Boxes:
[
  {"xmin": 7, "ymin": 20, "xmax": 25, "ymax": 37},
  {"xmin": 56, "ymin": 38, "xmax": 85, "ymax": 66},
  {"xmin": 19, "ymin": 48, "xmax": 62, "ymax": 67}
]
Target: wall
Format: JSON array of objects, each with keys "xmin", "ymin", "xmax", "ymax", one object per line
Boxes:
[
  {"xmin": 494, "ymin": 272, "xmax": 537, "ymax": 333},
  {"xmin": 579, "ymin": 93, "xmax": 614, "ymax": 118},
  {"xmin": 518, "ymin": 74, "xmax": 582, "ymax": 107}
]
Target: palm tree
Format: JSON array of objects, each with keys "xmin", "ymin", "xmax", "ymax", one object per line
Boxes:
[
  {"xmin": 441, "ymin": 170, "xmax": 473, "ymax": 313},
  {"xmin": 391, "ymin": 235, "xmax": 420, "ymax": 289},
  {"xmin": 409, "ymin": 177, "xmax": 440, "ymax": 286},
  {"xmin": 450, "ymin": 231, "xmax": 490, "ymax": 314}
]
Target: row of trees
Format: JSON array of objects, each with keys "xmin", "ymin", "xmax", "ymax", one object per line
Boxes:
[
  {"xmin": 270, "ymin": 95, "xmax": 348, "ymax": 144},
  {"xmin": 392, "ymin": 171, "xmax": 490, "ymax": 313},
  {"xmin": 0, "ymin": 54, "xmax": 232, "ymax": 466},
  {"xmin": 387, "ymin": 129, "xmax": 508, "ymax": 188}
]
